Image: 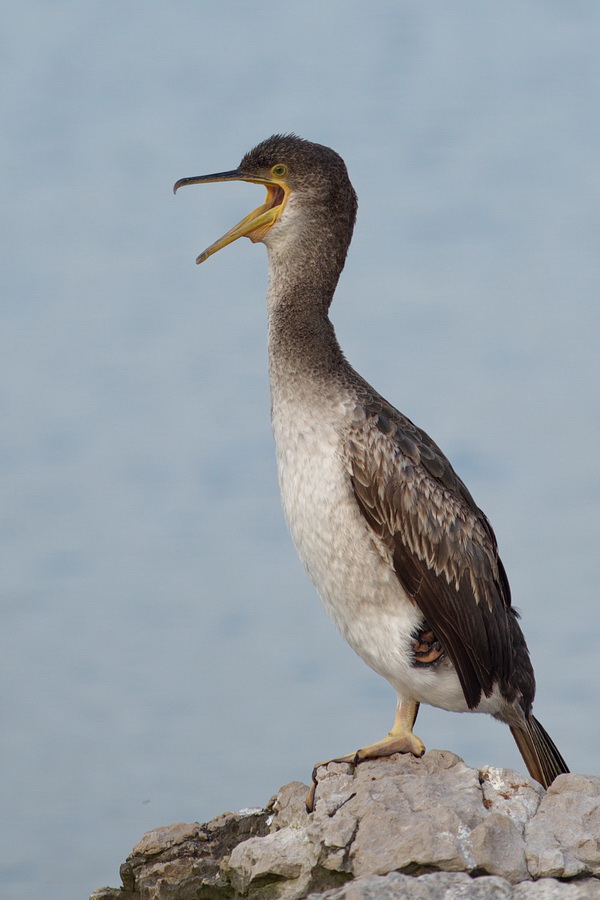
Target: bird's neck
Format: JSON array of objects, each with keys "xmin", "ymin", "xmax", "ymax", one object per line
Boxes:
[{"xmin": 266, "ymin": 248, "xmax": 347, "ymax": 384}]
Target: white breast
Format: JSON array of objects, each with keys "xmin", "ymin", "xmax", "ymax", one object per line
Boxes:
[{"xmin": 271, "ymin": 391, "xmax": 419, "ymax": 673}]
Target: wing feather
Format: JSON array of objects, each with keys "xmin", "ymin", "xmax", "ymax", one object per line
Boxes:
[{"xmin": 349, "ymin": 394, "xmax": 514, "ymax": 709}]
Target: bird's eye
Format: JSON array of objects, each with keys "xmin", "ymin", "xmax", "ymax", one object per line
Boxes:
[{"xmin": 271, "ymin": 164, "xmax": 287, "ymax": 178}]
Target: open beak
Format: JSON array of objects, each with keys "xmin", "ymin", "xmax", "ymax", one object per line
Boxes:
[{"xmin": 173, "ymin": 169, "xmax": 290, "ymax": 264}]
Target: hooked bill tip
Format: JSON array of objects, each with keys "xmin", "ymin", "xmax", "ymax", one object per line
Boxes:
[{"xmin": 173, "ymin": 177, "xmax": 190, "ymax": 195}]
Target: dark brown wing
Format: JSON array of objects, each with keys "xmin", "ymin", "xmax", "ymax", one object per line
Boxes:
[{"xmin": 349, "ymin": 393, "xmax": 514, "ymax": 709}]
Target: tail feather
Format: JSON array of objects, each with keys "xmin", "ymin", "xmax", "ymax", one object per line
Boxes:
[{"xmin": 510, "ymin": 715, "xmax": 569, "ymax": 789}]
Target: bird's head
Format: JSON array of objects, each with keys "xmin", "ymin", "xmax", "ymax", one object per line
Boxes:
[{"xmin": 174, "ymin": 134, "xmax": 357, "ymax": 265}]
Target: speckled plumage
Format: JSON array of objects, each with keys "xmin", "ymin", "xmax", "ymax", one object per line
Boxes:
[{"xmin": 176, "ymin": 134, "xmax": 569, "ymax": 790}]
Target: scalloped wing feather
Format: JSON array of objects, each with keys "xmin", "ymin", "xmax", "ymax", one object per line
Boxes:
[{"xmin": 348, "ymin": 400, "xmax": 514, "ymax": 710}]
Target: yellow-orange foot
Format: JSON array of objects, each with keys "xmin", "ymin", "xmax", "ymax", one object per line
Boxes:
[{"xmin": 306, "ymin": 700, "xmax": 424, "ymax": 811}]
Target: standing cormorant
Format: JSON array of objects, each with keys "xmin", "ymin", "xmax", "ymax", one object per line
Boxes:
[{"xmin": 174, "ymin": 134, "xmax": 569, "ymax": 805}]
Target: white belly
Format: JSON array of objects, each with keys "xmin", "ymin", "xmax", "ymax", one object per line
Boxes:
[{"xmin": 271, "ymin": 395, "xmax": 469, "ymax": 713}]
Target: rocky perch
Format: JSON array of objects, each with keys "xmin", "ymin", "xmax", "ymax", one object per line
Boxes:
[{"xmin": 91, "ymin": 750, "xmax": 600, "ymax": 900}]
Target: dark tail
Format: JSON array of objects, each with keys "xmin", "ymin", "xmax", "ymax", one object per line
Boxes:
[{"xmin": 510, "ymin": 715, "xmax": 569, "ymax": 788}]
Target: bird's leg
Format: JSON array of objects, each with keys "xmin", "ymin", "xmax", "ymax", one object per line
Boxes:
[
  {"xmin": 354, "ymin": 697, "xmax": 425, "ymax": 761},
  {"xmin": 306, "ymin": 699, "xmax": 425, "ymax": 811}
]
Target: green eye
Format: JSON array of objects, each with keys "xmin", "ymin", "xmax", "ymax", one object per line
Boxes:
[{"xmin": 271, "ymin": 164, "xmax": 287, "ymax": 177}]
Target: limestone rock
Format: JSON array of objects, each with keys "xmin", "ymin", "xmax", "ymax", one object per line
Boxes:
[
  {"xmin": 306, "ymin": 872, "xmax": 600, "ymax": 899},
  {"xmin": 307, "ymin": 871, "xmax": 514, "ymax": 899},
  {"xmin": 91, "ymin": 753, "xmax": 600, "ymax": 900},
  {"xmin": 91, "ymin": 807, "xmax": 270, "ymax": 900},
  {"xmin": 525, "ymin": 773, "xmax": 600, "ymax": 879}
]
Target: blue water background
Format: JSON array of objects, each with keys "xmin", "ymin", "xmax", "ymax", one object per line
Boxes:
[{"xmin": 1, "ymin": 3, "xmax": 599, "ymax": 897}]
